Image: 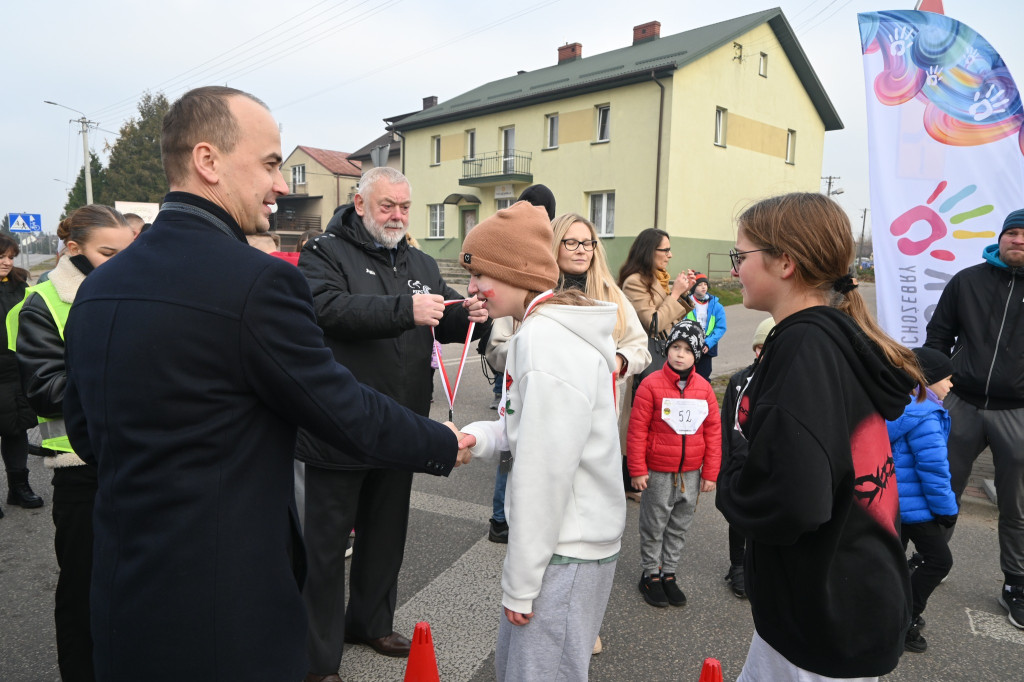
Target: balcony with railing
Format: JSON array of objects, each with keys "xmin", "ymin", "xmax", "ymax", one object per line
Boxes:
[{"xmin": 459, "ymin": 149, "xmax": 532, "ymax": 186}]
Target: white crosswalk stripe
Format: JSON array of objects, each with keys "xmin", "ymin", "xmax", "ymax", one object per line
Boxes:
[
  {"xmin": 966, "ymin": 607, "xmax": 1024, "ymax": 645},
  {"xmin": 339, "ymin": 492, "xmax": 505, "ymax": 681}
]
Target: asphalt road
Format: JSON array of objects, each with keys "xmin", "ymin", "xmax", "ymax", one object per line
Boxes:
[{"xmin": 1, "ymin": 285, "xmax": 1021, "ymax": 681}]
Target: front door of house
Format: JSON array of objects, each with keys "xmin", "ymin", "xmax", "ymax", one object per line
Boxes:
[{"xmin": 461, "ymin": 207, "xmax": 478, "ymax": 239}]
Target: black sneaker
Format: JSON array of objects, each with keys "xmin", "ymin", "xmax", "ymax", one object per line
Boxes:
[
  {"xmin": 905, "ymin": 621, "xmax": 927, "ymax": 653},
  {"xmin": 639, "ymin": 572, "xmax": 669, "ymax": 607},
  {"xmin": 908, "ymin": 552, "xmax": 925, "ymax": 575},
  {"xmin": 725, "ymin": 564, "xmax": 746, "ymax": 599},
  {"xmin": 911, "ymin": 614, "xmax": 926, "ymax": 631},
  {"xmin": 488, "ymin": 518, "xmax": 509, "ymax": 544},
  {"xmin": 998, "ymin": 584, "xmax": 1024, "ymax": 629},
  {"xmin": 661, "ymin": 573, "xmax": 687, "ymax": 606}
]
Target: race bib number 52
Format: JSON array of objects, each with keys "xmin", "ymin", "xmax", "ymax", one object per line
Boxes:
[{"xmin": 661, "ymin": 398, "xmax": 708, "ymax": 435}]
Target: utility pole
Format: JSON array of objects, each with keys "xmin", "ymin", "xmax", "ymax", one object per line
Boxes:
[
  {"xmin": 45, "ymin": 101, "xmax": 96, "ymax": 205},
  {"xmin": 822, "ymin": 175, "xmax": 843, "ymax": 196},
  {"xmin": 858, "ymin": 208, "xmax": 869, "ymax": 269}
]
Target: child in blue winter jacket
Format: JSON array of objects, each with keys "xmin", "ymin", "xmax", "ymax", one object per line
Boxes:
[
  {"xmin": 887, "ymin": 346, "xmax": 959, "ymax": 654},
  {"xmin": 685, "ymin": 273, "xmax": 726, "ymax": 379}
]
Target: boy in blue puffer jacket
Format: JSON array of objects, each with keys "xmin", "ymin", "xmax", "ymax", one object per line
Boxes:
[{"xmin": 887, "ymin": 347, "xmax": 959, "ymax": 654}]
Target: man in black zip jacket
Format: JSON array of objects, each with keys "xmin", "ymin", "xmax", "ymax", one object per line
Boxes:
[
  {"xmin": 924, "ymin": 209, "xmax": 1024, "ymax": 630},
  {"xmin": 296, "ymin": 167, "xmax": 488, "ymax": 680}
]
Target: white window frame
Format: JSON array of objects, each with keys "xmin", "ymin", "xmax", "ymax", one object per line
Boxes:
[
  {"xmin": 501, "ymin": 126, "xmax": 516, "ymax": 174},
  {"xmin": 786, "ymin": 129, "xmax": 796, "ymax": 165},
  {"xmin": 589, "ymin": 192, "xmax": 615, "ymax": 237},
  {"xmin": 545, "ymin": 114, "xmax": 559, "ymax": 149},
  {"xmin": 466, "ymin": 130, "xmax": 476, "ymax": 159},
  {"xmin": 495, "ymin": 198, "xmax": 514, "ymax": 210},
  {"xmin": 291, "ymin": 164, "xmax": 306, "ymax": 186},
  {"xmin": 759, "ymin": 52, "xmax": 768, "ymax": 77},
  {"xmin": 714, "ymin": 107, "xmax": 727, "ymax": 147},
  {"xmin": 431, "ymin": 136, "xmax": 441, "ymax": 165},
  {"xmin": 596, "ymin": 105, "xmax": 610, "ymax": 142},
  {"xmin": 428, "ymin": 204, "xmax": 445, "ymax": 238}
]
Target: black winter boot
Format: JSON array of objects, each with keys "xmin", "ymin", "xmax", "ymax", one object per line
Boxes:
[{"xmin": 6, "ymin": 469, "xmax": 43, "ymax": 509}]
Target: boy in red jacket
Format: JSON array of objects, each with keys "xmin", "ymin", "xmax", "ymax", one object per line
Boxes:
[{"xmin": 627, "ymin": 319, "xmax": 722, "ymax": 607}]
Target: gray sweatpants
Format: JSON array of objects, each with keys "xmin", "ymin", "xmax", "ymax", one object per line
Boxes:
[
  {"xmin": 495, "ymin": 560, "xmax": 616, "ymax": 682},
  {"xmin": 638, "ymin": 470, "xmax": 701, "ymax": 575},
  {"xmin": 945, "ymin": 393, "xmax": 1024, "ymax": 578}
]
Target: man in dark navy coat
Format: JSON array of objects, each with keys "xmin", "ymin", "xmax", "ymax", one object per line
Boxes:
[{"xmin": 62, "ymin": 86, "xmax": 471, "ymax": 682}]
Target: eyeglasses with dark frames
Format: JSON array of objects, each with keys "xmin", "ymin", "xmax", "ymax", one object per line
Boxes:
[
  {"xmin": 561, "ymin": 238, "xmax": 597, "ymax": 252},
  {"xmin": 654, "ymin": 247, "xmax": 672, "ymax": 253},
  {"xmin": 729, "ymin": 248, "xmax": 773, "ymax": 271}
]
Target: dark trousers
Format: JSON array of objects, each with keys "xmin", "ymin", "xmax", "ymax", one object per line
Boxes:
[
  {"xmin": 728, "ymin": 525, "xmax": 746, "ymax": 566},
  {"xmin": 902, "ymin": 521, "xmax": 953, "ymax": 617},
  {"xmin": 1, "ymin": 430, "xmax": 28, "ymax": 472},
  {"xmin": 944, "ymin": 393, "xmax": 1024, "ymax": 580},
  {"xmin": 303, "ymin": 466, "xmax": 413, "ymax": 674},
  {"xmin": 52, "ymin": 464, "xmax": 98, "ymax": 682},
  {"xmin": 695, "ymin": 354, "xmax": 713, "ymax": 380}
]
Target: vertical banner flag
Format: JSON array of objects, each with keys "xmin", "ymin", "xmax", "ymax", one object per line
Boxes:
[{"xmin": 859, "ymin": 10, "xmax": 1024, "ymax": 344}]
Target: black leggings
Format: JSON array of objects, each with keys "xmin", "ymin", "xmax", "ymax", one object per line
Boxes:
[
  {"xmin": 903, "ymin": 521, "xmax": 953, "ymax": 617},
  {"xmin": 1, "ymin": 431, "xmax": 28, "ymax": 472}
]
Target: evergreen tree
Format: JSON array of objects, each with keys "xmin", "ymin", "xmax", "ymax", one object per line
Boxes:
[
  {"xmin": 103, "ymin": 92, "xmax": 170, "ymax": 204},
  {"xmin": 61, "ymin": 152, "xmax": 108, "ymax": 217}
]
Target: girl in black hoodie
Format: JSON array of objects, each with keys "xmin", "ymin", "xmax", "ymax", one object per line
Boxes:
[{"xmin": 717, "ymin": 193, "xmax": 925, "ymax": 680}]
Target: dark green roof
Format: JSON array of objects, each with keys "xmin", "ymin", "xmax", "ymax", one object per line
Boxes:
[{"xmin": 395, "ymin": 8, "xmax": 842, "ymax": 132}]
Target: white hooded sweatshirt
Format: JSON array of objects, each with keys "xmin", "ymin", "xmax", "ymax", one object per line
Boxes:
[{"xmin": 463, "ymin": 296, "xmax": 627, "ymax": 614}]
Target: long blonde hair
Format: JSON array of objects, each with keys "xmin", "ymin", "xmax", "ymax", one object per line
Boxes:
[
  {"xmin": 550, "ymin": 213, "xmax": 629, "ymax": 340},
  {"xmin": 738, "ymin": 193, "xmax": 925, "ymax": 394}
]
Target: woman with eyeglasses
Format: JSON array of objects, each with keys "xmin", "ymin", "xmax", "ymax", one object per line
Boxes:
[
  {"xmin": 553, "ymin": 214, "xmax": 651, "ymax": 417},
  {"xmin": 617, "ymin": 228, "xmax": 696, "ymax": 337},
  {"xmin": 716, "ymin": 193, "xmax": 925, "ymax": 681}
]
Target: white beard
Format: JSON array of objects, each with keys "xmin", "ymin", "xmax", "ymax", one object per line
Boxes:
[{"xmin": 364, "ymin": 212, "xmax": 407, "ymax": 249}]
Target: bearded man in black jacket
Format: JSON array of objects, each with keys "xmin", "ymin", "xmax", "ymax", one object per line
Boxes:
[
  {"xmin": 924, "ymin": 210, "xmax": 1024, "ymax": 630},
  {"xmin": 296, "ymin": 167, "xmax": 488, "ymax": 680}
]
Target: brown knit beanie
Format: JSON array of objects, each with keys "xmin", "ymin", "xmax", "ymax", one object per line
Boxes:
[{"xmin": 460, "ymin": 201, "xmax": 559, "ymax": 291}]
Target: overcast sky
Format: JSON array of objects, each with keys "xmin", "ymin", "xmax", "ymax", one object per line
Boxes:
[{"xmin": 3, "ymin": 0, "xmax": 1019, "ymax": 237}]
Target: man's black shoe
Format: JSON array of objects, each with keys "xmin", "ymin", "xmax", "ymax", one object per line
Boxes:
[{"xmin": 999, "ymin": 584, "xmax": 1024, "ymax": 629}]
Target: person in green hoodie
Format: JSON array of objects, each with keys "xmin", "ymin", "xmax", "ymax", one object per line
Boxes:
[{"xmin": 717, "ymin": 192, "xmax": 926, "ymax": 681}]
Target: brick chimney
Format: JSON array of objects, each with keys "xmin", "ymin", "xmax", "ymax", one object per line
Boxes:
[
  {"xmin": 557, "ymin": 42, "xmax": 582, "ymax": 63},
  {"xmin": 422, "ymin": 96, "xmax": 438, "ymax": 110},
  {"xmin": 633, "ymin": 21, "xmax": 661, "ymax": 45}
]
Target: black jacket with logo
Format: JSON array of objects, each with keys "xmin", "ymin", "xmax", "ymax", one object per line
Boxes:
[
  {"xmin": 924, "ymin": 248, "xmax": 1024, "ymax": 410},
  {"xmin": 295, "ymin": 204, "xmax": 485, "ymax": 470},
  {"xmin": 717, "ymin": 306, "xmax": 915, "ymax": 678}
]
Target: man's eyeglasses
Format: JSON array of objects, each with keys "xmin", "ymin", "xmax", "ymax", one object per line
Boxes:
[
  {"xmin": 729, "ymin": 248, "xmax": 773, "ymax": 271},
  {"xmin": 561, "ymin": 239, "xmax": 597, "ymax": 252}
]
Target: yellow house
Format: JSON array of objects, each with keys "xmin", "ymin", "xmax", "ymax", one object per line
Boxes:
[
  {"xmin": 393, "ymin": 8, "xmax": 842, "ymax": 275},
  {"xmin": 274, "ymin": 145, "xmax": 362, "ymax": 248}
]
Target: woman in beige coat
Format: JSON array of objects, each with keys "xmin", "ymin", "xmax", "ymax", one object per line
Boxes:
[{"xmin": 618, "ymin": 228, "xmax": 696, "ymax": 336}]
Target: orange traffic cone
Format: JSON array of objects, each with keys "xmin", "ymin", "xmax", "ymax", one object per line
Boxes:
[
  {"xmin": 404, "ymin": 621, "xmax": 440, "ymax": 682},
  {"xmin": 698, "ymin": 657, "xmax": 723, "ymax": 682}
]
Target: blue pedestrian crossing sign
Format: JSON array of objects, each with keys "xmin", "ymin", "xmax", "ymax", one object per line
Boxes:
[{"xmin": 7, "ymin": 213, "xmax": 42, "ymax": 233}]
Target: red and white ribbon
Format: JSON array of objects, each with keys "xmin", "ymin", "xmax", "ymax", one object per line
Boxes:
[{"xmin": 432, "ymin": 299, "xmax": 476, "ymax": 421}]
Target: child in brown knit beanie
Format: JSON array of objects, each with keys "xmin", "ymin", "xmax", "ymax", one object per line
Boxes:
[{"xmin": 458, "ymin": 199, "xmax": 627, "ymax": 681}]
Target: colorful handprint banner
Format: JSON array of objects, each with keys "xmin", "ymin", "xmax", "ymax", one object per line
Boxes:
[{"xmin": 859, "ymin": 10, "xmax": 1023, "ymax": 344}]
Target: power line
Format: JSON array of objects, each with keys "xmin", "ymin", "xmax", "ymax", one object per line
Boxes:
[
  {"xmin": 88, "ymin": 0, "xmax": 395, "ymax": 122},
  {"xmin": 94, "ymin": 0, "xmax": 404, "ymax": 125},
  {"xmin": 276, "ymin": 0, "xmax": 564, "ymax": 110},
  {"xmin": 87, "ymin": 0, "xmax": 341, "ymax": 119}
]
